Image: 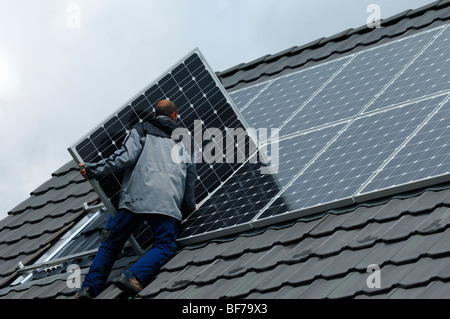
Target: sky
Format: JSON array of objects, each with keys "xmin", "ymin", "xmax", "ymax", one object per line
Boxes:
[{"xmin": 0, "ymin": 0, "xmax": 436, "ymax": 221}]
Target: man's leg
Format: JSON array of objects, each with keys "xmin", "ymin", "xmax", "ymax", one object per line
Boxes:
[
  {"xmin": 127, "ymin": 214, "xmax": 179, "ymax": 288},
  {"xmin": 80, "ymin": 209, "xmax": 141, "ymax": 296}
]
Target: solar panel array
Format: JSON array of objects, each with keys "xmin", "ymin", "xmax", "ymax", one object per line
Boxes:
[
  {"xmin": 181, "ymin": 24, "xmax": 449, "ymax": 242},
  {"xmin": 217, "ymin": 24, "xmax": 449, "ymax": 231},
  {"xmin": 257, "ymin": 96, "xmax": 447, "ymax": 224},
  {"xmin": 69, "ymin": 23, "xmax": 450, "ymax": 246}
]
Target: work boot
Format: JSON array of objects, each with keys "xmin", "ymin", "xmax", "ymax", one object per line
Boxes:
[
  {"xmin": 113, "ymin": 270, "xmax": 143, "ymax": 296},
  {"xmin": 74, "ymin": 286, "xmax": 93, "ymax": 299}
]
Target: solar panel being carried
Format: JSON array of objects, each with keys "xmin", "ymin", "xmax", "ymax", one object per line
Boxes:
[{"xmin": 68, "ymin": 49, "xmax": 253, "ymax": 251}]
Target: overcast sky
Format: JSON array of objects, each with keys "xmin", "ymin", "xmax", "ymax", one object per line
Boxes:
[{"xmin": 0, "ymin": 0, "xmax": 436, "ymax": 221}]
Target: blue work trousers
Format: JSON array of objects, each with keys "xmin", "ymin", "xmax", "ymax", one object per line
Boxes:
[{"xmin": 81, "ymin": 209, "xmax": 179, "ymax": 297}]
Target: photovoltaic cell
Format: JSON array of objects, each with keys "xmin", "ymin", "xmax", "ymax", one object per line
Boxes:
[
  {"xmin": 179, "ymin": 122, "xmax": 346, "ymax": 240},
  {"xmin": 366, "ymin": 25, "xmax": 450, "ymax": 113},
  {"xmin": 229, "ymin": 81, "xmax": 270, "ymax": 111},
  {"xmin": 239, "ymin": 57, "xmax": 350, "ymax": 131},
  {"xmin": 68, "ymin": 49, "xmax": 247, "ymax": 223},
  {"xmin": 179, "ymin": 161, "xmax": 274, "ymax": 239},
  {"xmin": 360, "ymin": 95, "xmax": 450, "ymax": 195},
  {"xmin": 258, "ymin": 97, "xmax": 441, "ymax": 221},
  {"xmin": 281, "ymin": 27, "xmax": 441, "ymax": 135}
]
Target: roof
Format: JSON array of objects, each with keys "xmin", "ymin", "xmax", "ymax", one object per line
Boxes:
[{"xmin": 1, "ymin": 0, "xmax": 450, "ymax": 299}]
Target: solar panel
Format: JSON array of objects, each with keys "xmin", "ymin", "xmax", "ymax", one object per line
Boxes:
[
  {"xmin": 281, "ymin": 27, "xmax": 441, "ymax": 136},
  {"xmin": 229, "ymin": 81, "xmax": 271, "ymax": 111},
  {"xmin": 358, "ymin": 95, "xmax": 450, "ymax": 198},
  {"xmin": 179, "ymin": 161, "xmax": 271, "ymax": 241},
  {"xmin": 255, "ymin": 96, "xmax": 442, "ymax": 223},
  {"xmin": 238, "ymin": 57, "xmax": 350, "ymax": 132},
  {"xmin": 179, "ymin": 122, "xmax": 345, "ymax": 243},
  {"xmin": 366, "ymin": 25, "xmax": 450, "ymax": 113},
  {"xmin": 68, "ymin": 49, "xmax": 252, "ymax": 250}
]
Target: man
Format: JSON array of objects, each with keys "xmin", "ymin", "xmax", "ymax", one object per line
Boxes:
[{"xmin": 75, "ymin": 100, "xmax": 196, "ymax": 299}]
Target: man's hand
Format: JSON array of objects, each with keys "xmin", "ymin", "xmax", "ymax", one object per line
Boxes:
[{"xmin": 78, "ymin": 163, "xmax": 88, "ymax": 180}]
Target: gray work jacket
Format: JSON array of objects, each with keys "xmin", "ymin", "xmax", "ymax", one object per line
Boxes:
[{"xmin": 84, "ymin": 116, "xmax": 196, "ymax": 221}]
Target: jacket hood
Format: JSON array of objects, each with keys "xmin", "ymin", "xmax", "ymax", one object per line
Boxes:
[{"xmin": 151, "ymin": 116, "xmax": 181, "ymax": 136}]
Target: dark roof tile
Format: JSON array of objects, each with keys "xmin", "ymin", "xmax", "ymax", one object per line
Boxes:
[
  {"xmin": 376, "ymin": 262, "xmax": 419, "ymax": 292},
  {"xmin": 413, "ymin": 280, "xmax": 450, "ymax": 298},
  {"xmin": 248, "ymin": 263, "xmax": 293, "ymax": 294},
  {"xmin": 329, "ymin": 270, "xmax": 378, "ymax": 298},
  {"xmin": 427, "ymin": 227, "xmax": 450, "ymax": 255},
  {"xmin": 407, "ymin": 1, "xmax": 439, "ymax": 17},
  {"xmin": 409, "ymin": 190, "xmax": 450, "ymax": 213},
  {"xmin": 8, "ymin": 182, "xmax": 93, "ymax": 216},
  {"xmin": 161, "ymin": 247, "xmax": 203, "ymax": 271},
  {"xmin": 224, "ymin": 271, "xmax": 268, "ymax": 298},
  {"xmin": 0, "ymin": 211, "xmax": 79, "ymax": 245},
  {"xmin": 199, "ymin": 258, "xmax": 236, "ymax": 283},
  {"xmin": 389, "ymin": 232, "xmax": 443, "ymax": 264},
  {"xmin": 263, "ymin": 47, "xmax": 295, "ymax": 64},
  {"xmin": 51, "ymin": 161, "xmax": 77, "ymax": 177},
  {"xmin": 300, "ymin": 277, "xmax": 344, "ymax": 299},
  {"xmin": 354, "ymin": 241, "xmax": 406, "ymax": 271},
  {"xmin": 400, "ymin": 256, "xmax": 450, "ymax": 287},
  {"xmin": 320, "ymin": 248, "xmax": 371, "ymax": 278},
  {"xmin": 0, "ymin": 196, "xmax": 87, "ymax": 231},
  {"xmin": 438, "ymin": 0, "xmax": 450, "ymax": 8},
  {"xmin": 308, "ymin": 213, "xmax": 353, "ymax": 236}
]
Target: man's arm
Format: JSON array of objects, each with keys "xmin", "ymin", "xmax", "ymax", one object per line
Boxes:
[{"xmin": 79, "ymin": 128, "xmax": 144, "ymax": 180}]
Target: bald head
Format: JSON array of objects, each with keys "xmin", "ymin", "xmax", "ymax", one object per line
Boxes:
[{"xmin": 155, "ymin": 100, "xmax": 178, "ymax": 122}]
